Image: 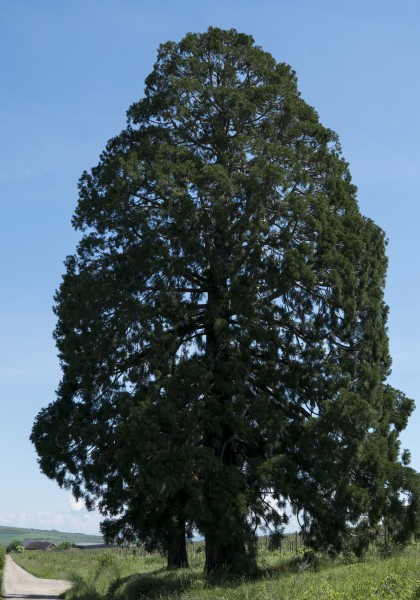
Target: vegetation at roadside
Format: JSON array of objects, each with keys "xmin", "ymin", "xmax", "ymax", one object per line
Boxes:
[
  {"xmin": 0, "ymin": 544, "xmax": 4, "ymax": 593},
  {"xmin": 12, "ymin": 541, "xmax": 420, "ymax": 599},
  {"xmin": 0, "ymin": 525, "xmax": 103, "ymax": 548},
  {"xmin": 6, "ymin": 539, "xmax": 24, "ymax": 553}
]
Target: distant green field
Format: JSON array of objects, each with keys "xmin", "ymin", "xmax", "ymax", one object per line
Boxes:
[{"xmin": 0, "ymin": 525, "xmax": 103, "ymax": 548}]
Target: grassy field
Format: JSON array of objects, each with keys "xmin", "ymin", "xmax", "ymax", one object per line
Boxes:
[
  {"xmin": 0, "ymin": 525, "xmax": 103, "ymax": 548},
  {"xmin": 11, "ymin": 541, "xmax": 420, "ymax": 599}
]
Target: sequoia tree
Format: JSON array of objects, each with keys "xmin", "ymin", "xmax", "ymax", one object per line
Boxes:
[{"xmin": 31, "ymin": 27, "xmax": 419, "ymax": 572}]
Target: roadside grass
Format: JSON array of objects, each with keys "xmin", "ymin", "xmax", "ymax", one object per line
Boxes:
[
  {"xmin": 12, "ymin": 542, "xmax": 420, "ymax": 599},
  {"xmin": 0, "ymin": 544, "xmax": 4, "ymax": 594}
]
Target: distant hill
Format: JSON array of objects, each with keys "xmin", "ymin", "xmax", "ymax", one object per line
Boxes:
[{"xmin": 0, "ymin": 525, "xmax": 103, "ymax": 548}]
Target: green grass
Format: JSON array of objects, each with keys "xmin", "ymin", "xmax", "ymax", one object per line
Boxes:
[
  {"xmin": 0, "ymin": 545, "xmax": 4, "ymax": 594},
  {"xmin": 0, "ymin": 525, "xmax": 103, "ymax": 548},
  {"xmin": 11, "ymin": 542, "xmax": 420, "ymax": 599}
]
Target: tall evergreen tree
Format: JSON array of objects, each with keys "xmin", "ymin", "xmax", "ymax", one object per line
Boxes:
[{"xmin": 31, "ymin": 27, "xmax": 419, "ymax": 573}]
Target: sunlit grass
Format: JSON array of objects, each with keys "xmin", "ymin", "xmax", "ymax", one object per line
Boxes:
[{"xmin": 11, "ymin": 542, "xmax": 420, "ymax": 599}]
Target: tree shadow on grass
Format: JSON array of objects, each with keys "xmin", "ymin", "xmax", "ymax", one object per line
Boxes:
[
  {"xmin": 106, "ymin": 567, "xmax": 267, "ymax": 600},
  {"xmin": 107, "ymin": 568, "xmax": 196, "ymax": 600},
  {"xmin": 102, "ymin": 554, "xmax": 324, "ymax": 599},
  {"xmin": 106, "ymin": 558, "xmax": 305, "ymax": 600}
]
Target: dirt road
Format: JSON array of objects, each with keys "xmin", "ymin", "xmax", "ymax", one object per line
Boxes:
[{"xmin": 2, "ymin": 554, "xmax": 71, "ymax": 599}]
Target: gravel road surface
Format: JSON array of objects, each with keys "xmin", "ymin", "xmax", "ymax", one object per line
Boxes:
[{"xmin": 2, "ymin": 554, "xmax": 71, "ymax": 599}]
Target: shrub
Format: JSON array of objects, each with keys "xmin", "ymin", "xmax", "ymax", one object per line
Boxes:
[
  {"xmin": 57, "ymin": 541, "xmax": 73, "ymax": 550},
  {"xmin": 368, "ymin": 573, "xmax": 418, "ymax": 599},
  {"xmin": 6, "ymin": 539, "xmax": 24, "ymax": 554}
]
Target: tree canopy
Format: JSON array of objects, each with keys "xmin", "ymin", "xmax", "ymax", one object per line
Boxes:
[{"xmin": 31, "ymin": 27, "xmax": 420, "ymax": 573}]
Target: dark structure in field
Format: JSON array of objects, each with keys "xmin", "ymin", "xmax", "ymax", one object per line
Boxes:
[{"xmin": 24, "ymin": 541, "xmax": 56, "ymax": 551}]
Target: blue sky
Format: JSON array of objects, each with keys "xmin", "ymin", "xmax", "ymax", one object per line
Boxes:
[{"xmin": 1, "ymin": 0, "xmax": 419, "ymax": 535}]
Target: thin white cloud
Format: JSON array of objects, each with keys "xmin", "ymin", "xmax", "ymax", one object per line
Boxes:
[
  {"xmin": 68, "ymin": 496, "xmax": 84, "ymax": 512},
  {"xmin": 0, "ymin": 367, "xmax": 28, "ymax": 378},
  {"xmin": 0, "ymin": 163, "xmax": 52, "ymax": 183}
]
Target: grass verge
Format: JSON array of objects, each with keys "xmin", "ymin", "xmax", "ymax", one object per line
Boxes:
[
  {"xmin": 12, "ymin": 543, "xmax": 420, "ymax": 599},
  {"xmin": 0, "ymin": 544, "xmax": 4, "ymax": 596}
]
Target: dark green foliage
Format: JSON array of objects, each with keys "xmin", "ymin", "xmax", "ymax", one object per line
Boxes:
[
  {"xmin": 31, "ymin": 27, "xmax": 419, "ymax": 573},
  {"xmin": 57, "ymin": 541, "xmax": 74, "ymax": 550},
  {"xmin": 6, "ymin": 539, "xmax": 24, "ymax": 553}
]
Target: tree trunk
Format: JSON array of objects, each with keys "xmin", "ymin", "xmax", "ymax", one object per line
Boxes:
[
  {"xmin": 205, "ymin": 539, "xmax": 228, "ymax": 573},
  {"xmin": 204, "ymin": 535, "xmax": 251, "ymax": 573},
  {"xmin": 202, "ymin": 284, "xmax": 256, "ymax": 574},
  {"xmin": 167, "ymin": 518, "xmax": 189, "ymax": 569}
]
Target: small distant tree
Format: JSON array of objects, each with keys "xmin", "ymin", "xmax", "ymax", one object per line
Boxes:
[
  {"xmin": 6, "ymin": 539, "xmax": 24, "ymax": 554},
  {"xmin": 57, "ymin": 541, "xmax": 73, "ymax": 550}
]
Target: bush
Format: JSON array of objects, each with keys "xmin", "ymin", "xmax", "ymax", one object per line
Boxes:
[
  {"xmin": 57, "ymin": 541, "xmax": 73, "ymax": 550},
  {"xmin": 368, "ymin": 573, "xmax": 418, "ymax": 599},
  {"xmin": 65, "ymin": 574, "xmax": 103, "ymax": 600},
  {"xmin": 6, "ymin": 539, "xmax": 24, "ymax": 554},
  {"xmin": 0, "ymin": 545, "xmax": 5, "ymax": 568},
  {"xmin": 96, "ymin": 551, "xmax": 117, "ymax": 568}
]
